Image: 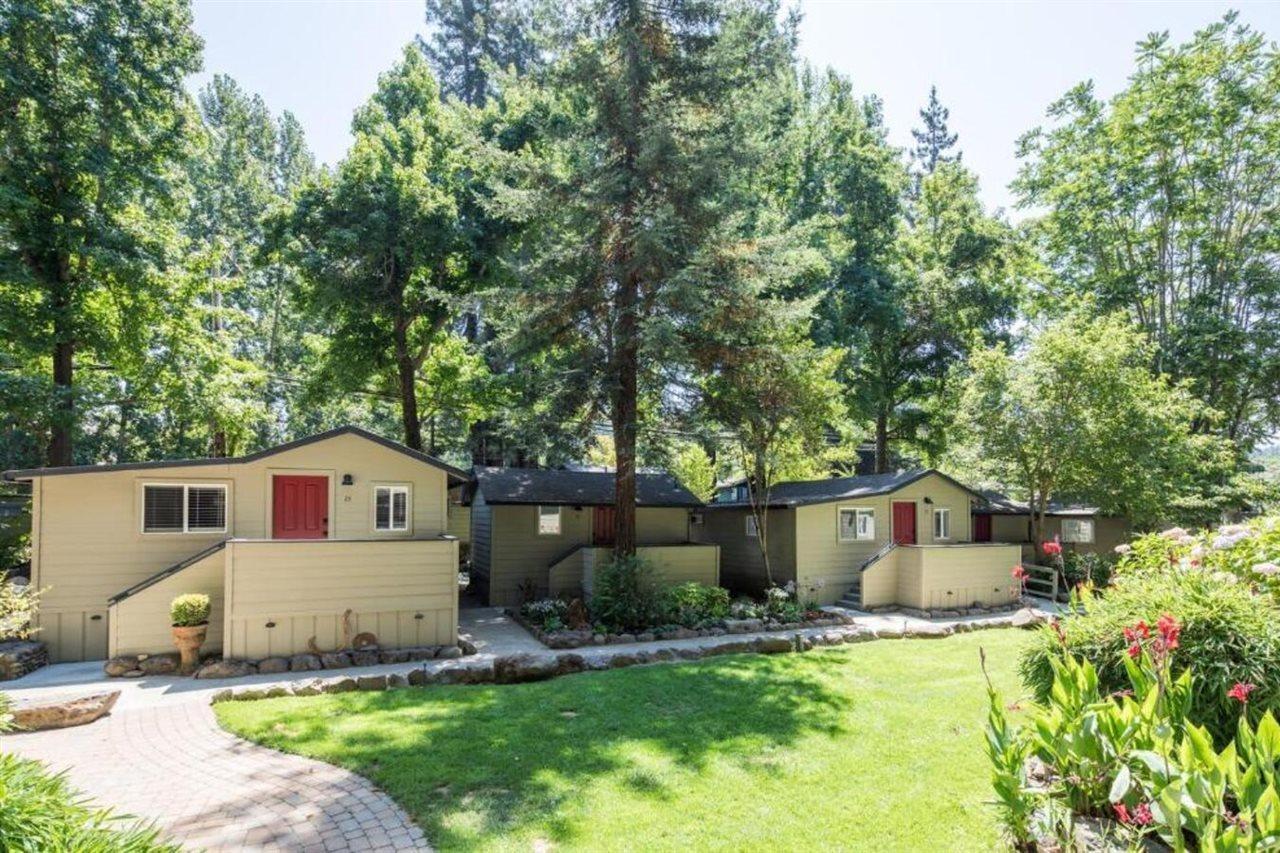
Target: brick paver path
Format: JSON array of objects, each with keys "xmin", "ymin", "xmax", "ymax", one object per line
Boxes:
[{"xmin": 4, "ymin": 700, "xmax": 429, "ymax": 851}]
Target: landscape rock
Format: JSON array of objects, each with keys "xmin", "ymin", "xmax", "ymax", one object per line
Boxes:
[
  {"xmin": 210, "ymin": 689, "xmax": 234, "ymax": 704},
  {"xmin": 458, "ymin": 638, "xmax": 478, "ymax": 655},
  {"xmin": 256, "ymin": 657, "xmax": 290, "ymax": 675},
  {"xmin": 706, "ymin": 640, "xmax": 753, "ymax": 656},
  {"xmin": 233, "ymin": 688, "xmax": 267, "ymax": 701},
  {"xmin": 121, "ymin": 669, "xmax": 144, "ymax": 677},
  {"xmin": 0, "ymin": 640, "xmax": 48, "ymax": 681},
  {"xmin": 591, "ymin": 634, "xmax": 606, "ymax": 645},
  {"xmin": 904, "ymin": 623, "xmax": 954, "ymax": 639},
  {"xmin": 725, "ymin": 618, "xmax": 764, "ymax": 634},
  {"xmin": 636, "ymin": 632, "xmax": 655, "ymax": 643},
  {"xmin": 103, "ymin": 656, "xmax": 140, "ymax": 677},
  {"xmin": 755, "ymin": 636, "xmax": 794, "ymax": 654},
  {"xmin": 350, "ymin": 650, "xmax": 380, "ymax": 667},
  {"xmin": 843, "ymin": 630, "xmax": 874, "ymax": 644},
  {"xmin": 555, "ymin": 653, "xmax": 587, "ymax": 675},
  {"xmin": 388, "ymin": 673, "xmax": 409, "ymax": 689},
  {"xmin": 615, "ymin": 633, "xmax": 636, "ymax": 645},
  {"xmin": 356, "ymin": 674, "xmax": 388, "ymax": 691},
  {"xmin": 320, "ymin": 652, "xmax": 352, "ymax": 670},
  {"xmin": 1011, "ymin": 608, "xmax": 1046, "ymax": 629},
  {"xmin": 406, "ymin": 646, "xmax": 439, "ymax": 661},
  {"xmin": 291, "ymin": 681, "xmax": 323, "ymax": 697},
  {"xmin": 194, "ymin": 659, "xmax": 255, "ymax": 679},
  {"xmin": 494, "ymin": 653, "xmax": 560, "ymax": 684},
  {"xmin": 609, "ymin": 653, "xmax": 641, "ymax": 668},
  {"xmin": 10, "ymin": 690, "xmax": 119, "ymax": 731},
  {"xmin": 651, "ymin": 648, "xmax": 676, "ymax": 661},
  {"xmin": 263, "ymin": 686, "xmax": 289, "ymax": 698},
  {"xmin": 676, "ymin": 647, "xmax": 705, "ymax": 661},
  {"xmin": 873, "ymin": 625, "xmax": 905, "ymax": 639},
  {"xmin": 324, "ymin": 677, "xmax": 358, "ymax": 694},
  {"xmin": 437, "ymin": 663, "xmax": 494, "ymax": 684},
  {"xmin": 436, "ymin": 645, "xmax": 463, "ymax": 660},
  {"xmin": 407, "ymin": 668, "xmax": 432, "ymax": 687},
  {"xmin": 289, "ymin": 653, "xmax": 323, "ymax": 672}
]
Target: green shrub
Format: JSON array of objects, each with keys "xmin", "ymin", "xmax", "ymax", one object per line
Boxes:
[
  {"xmin": 0, "ymin": 751, "xmax": 176, "ymax": 851},
  {"xmin": 590, "ymin": 555, "xmax": 665, "ymax": 633},
  {"xmin": 763, "ymin": 584, "xmax": 803, "ymax": 623},
  {"xmin": 519, "ymin": 598, "xmax": 568, "ymax": 631},
  {"xmin": 0, "ymin": 572, "xmax": 41, "ymax": 640},
  {"xmin": 1115, "ymin": 516, "xmax": 1280, "ymax": 593},
  {"xmin": 169, "ymin": 593, "xmax": 211, "ymax": 627},
  {"xmin": 1060, "ymin": 551, "xmax": 1113, "ymax": 589},
  {"xmin": 1020, "ymin": 569, "xmax": 1280, "ymax": 745},
  {"xmin": 664, "ymin": 582, "xmax": 730, "ymax": 627}
]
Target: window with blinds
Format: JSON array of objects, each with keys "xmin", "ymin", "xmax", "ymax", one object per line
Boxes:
[
  {"xmin": 143, "ymin": 484, "xmax": 227, "ymax": 533},
  {"xmin": 374, "ymin": 485, "xmax": 410, "ymax": 531}
]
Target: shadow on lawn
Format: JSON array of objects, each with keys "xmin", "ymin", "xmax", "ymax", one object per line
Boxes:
[{"xmin": 240, "ymin": 653, "xmax": 852, "ymax": 849}]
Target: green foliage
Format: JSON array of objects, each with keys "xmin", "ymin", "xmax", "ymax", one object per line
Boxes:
[
  {"xmin": 953, "ymin": 310, "xmax": 1211, "ymax": 543},
  {"xmin": 992, "ymin": 633, "xmax": 1280, "ymax": 850},
  {"xmin": 1060, "ymin": 551, "xmax": 1114, "ymax": 590},
  {"xmin": 169, "ymin": 593, "xmax": 211, "ymax": 628},
  {"xmin": 0, "ymin": 751, "xmax": 176, "ymax": 851},
  {"xmin": 668, "ymin": 443, "xmax": 717, "ymax": 504},
  {"xmin": 1116, "ymin": 517, "xmax": 1280, "ymax": 598},
  {"xmin": 1016, "ymin": 13, "xmax": 1280, "ymax": 454},
  {"xmin": 0, "ymin": 573, "xmax": 40, "ymax": 641},
  {"xmin": 664, "ymin": 583, "xmax": 730, "ymax": 628},
  {"xmin": 518, "ymin": 598, "xmax": 568, "ymax": 632},
  {"xmin": 589, "ymin": 555, "xmax": 666, "ymax": 634},
  {"xmin": 1021, "ymin": 568, "xmax": 1280, "ymax": 746}
]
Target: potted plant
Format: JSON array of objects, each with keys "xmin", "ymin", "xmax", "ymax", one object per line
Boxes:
[{"xmin": 170, "ymin": 593, "xmax": 210, "ymax": 675}]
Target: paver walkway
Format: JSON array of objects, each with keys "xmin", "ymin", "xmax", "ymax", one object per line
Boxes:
[{"xmin": 1, "ymin": 602, "xmax": 1061, "ymax": 850}]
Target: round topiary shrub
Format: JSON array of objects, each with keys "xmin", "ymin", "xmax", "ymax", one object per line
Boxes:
[
  {"xmin": 170, "ymin": 593, "xmax": 211, "ymax": 628},
  {"xmin": 1020, "ymin": 568, "xmax": 1280, "ymax": 745}
]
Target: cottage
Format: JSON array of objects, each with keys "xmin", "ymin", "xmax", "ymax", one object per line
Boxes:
[
  {"xmin": 3, "ymin": 426, "xmax": 468, "ymax": 662},
  {"xmin": 469, "ymin": 467, "xmax": 718, "ymax": 606},
  {"xmin": 973, "ymin": 491, "xmax": 1131, "ymax": 562},
  {"xmin": 698, "ymin": 470, "xmax": 1021, "ymax": 610}
]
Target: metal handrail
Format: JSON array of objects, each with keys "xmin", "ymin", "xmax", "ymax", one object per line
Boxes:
[{"xmin": 858, "ymin": 540, "xmax": 898, "ymax": 574}]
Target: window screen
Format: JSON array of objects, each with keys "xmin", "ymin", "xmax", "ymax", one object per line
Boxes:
[
  {"xmin": 143, "ymin": 486, "xmax": 185, "ymax": 533},
  {"xmin": 187, "ymin": 487, "xmax": 226, "ymax": 532}
]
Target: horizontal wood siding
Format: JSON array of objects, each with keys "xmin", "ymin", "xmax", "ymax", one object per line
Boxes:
[
  {"xmin": 695, "ymin": 507, "xmax": 795, "ymax": 595},
  {"xmin": 904, "ymin": 544, "xmax": 1022, "ymax": 609},
  {"xmin": 108, "ymin": 547, "xmax": 227, "ymax": 657},
  {"xmin": 223, "ymin": 539, "xmax": 457, "ymax": 659},
  {"xmin": 27, "ymin": 432, "xmax": 452, "ymax": 661},
  {"xmin": 447, "ymin": 503, "xmax": 471, "ymax": 542}
]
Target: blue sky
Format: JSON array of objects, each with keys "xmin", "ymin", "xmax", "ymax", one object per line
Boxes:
[{"xmin": 191, "ymin": 0, "xmax": 1280, "ymax": 215}]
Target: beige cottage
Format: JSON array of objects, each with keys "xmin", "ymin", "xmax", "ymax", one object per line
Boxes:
[
  {"xmin": 4, "ymin": 427, "xmax": 468, "ymax": 662},
  {"xmin": 469, "ymin": 467, "xmax": 719, "ymax": 607},
  {"xmin": 698, "ymin": 470, "xmax": 1021, "ymax": 610}
]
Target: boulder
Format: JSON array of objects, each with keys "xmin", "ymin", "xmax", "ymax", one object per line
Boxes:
[
  {"xmin": 823, "ymin": 632, "xmax": 846, "ymax": 646},
  {"xmin": 872, "ymin": 625, "xmax": 905, "ymax": 640},
  {"xmin": 436, "ymin": 645, "xmax": 463, "ymax": 660},
  {"xmin": 407, "ymin": 668, "xmax": 432, "ymax": 687},
  {"xmin": 615, "ymin": 633, "xmax": 636, "ymax": 645},
  {"xmin": 291, "ymin": 681, "xmax": 323, "ymax": 697},
  {"xmin": 725, "ymin": 618, "xmax": 764, "ymax": 635},
  {"xmin": 379, "ymin": 649, "xmax": 410, "ymax": 664},
  {"xmin": 676, "ymin": 648, "xmax": 704, "ymax": 661},
  {"xmin": 356, "ymin": 674, "xmax": 388, "ymax": 691},
  {"xmin": 635, "ymin": 632, "xmax": 655, "ymax": 644},
  {"xmin": 256, "ymin": 657, "xmax": 290, "ymax": 675},
  {"xmin": 138, "ymin": 654, "xmax": 179, "ymax": 676},
  {"xmin": 651, "ymin": 648, "xmax": 677, "ymax": 662},
  {"xmin": 387, "ymin": 673, "xmax": 410, "ymax": 689},
  {"xmin": 210, "ymin": 689, "xmax": 234, "ymax": 704},
  {"xmin": 706, "ymin": 640, "xmax": 753, "ymax": 656},
  {"xmin": 233, "ymin": 688, "xmax": 267, "ymax": 701},
  {"xmin": 494, "ymin": 653, "xmax": 560, "ymax": 684},
  {"xmin": 11, "ymin": 691, "xmax": 119, "ymax": 731},
  {"xmin": 194, "ymin": 659, "xmax": 255, "ymax": 680},
  {"xmin": 842, "ymin": 630, "xmax": 875, "ymax": 644},
  {"xmin": 0, "ymin": 640, "xmax": 47, "ymax": 681},
  {"xmin": 904, "ymin": 623, "xmax": 954, "ymax": 639},
  {"xmin": 555, "ymin": 653, "xmax": 587, "ymax": 675},
  {"xmin": 591, "ymin": 634, "xmax": 607, "ymax": 645},
  {"xmin": 324, "ymin": 677, "xmax": 358, "ymax": 694},
  {"xmin": 1011, "ymin": 608, "xmax": 1046, "ymax": 630},
  {"xmin": 350, "ymin": 650, "xmax": 380, "ymax": 667},
  {"xmin": 289, "ymin": 653, "xmax": 323, "ymax": 672},
  {"xmin": 755, "ymin": 636, "xmax": 794, "ymax": 654},
  {"xmin": 437, "ymin": 663, "xmax": 494, "ymax": 685},
  {"xmin": 103, "ymin": 656, "xmax": 140, "ymax": 677},
  {"xmin": 121, "ymin": 669, "xmax": 144, "ymax": 678},
  {"xmin": 608, "ymin": 653, "xmax": 641, "ymax": 668},
  {"xmin": 320, "ymin": 652, "xmax": 352, "ymax": 670},
  {"xmin": 263, "ymin": 686, "xmax": 289, "ymax": 698},
  {"xmin": 406, "ymin": 646, "xmax": 439, "ymax": 661},
  {"xmin": 458, "ymin": 638, "xmax": 478, "ymax": 655}
]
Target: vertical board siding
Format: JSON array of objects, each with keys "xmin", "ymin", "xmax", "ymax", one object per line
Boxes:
[
  {"xmin": 108, "ymin": 547, "xmax": 227, "ymax": 657},
  {"xmin": 223, "ymin": 539, "xmax": 458, "ymax": 660}
]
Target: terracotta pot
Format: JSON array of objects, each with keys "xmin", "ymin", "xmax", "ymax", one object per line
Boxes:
[{"xmin": 172, "ymin": 623, "xmax": 208, "ymax": 675}]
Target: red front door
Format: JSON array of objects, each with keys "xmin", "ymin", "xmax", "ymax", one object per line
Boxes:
[
  {"xmin": 892, "ymin": 501, "xmax": 917, "ymax": 545},
  {"xmin": 974, "ymin": 514, "xmax": 992, "ymax": 543},
  {"xmin": 593, "ymin": 506, "xmax": 616, "ymax": 547},
  {"xmin": 272, "ymin": 475, "xmax": 329, "ymax": 539}
]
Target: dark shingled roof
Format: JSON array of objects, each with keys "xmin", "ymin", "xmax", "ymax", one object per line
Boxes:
[
  {"xmin": 709, "ymin": 469, "xmax": 982, "ymax": 509},
  {"xmin": 973, "ymin": 489, "xmax": 1100, "ymax": 517},
  {"xmin": 2, "ymin": 425, "xmax": 470, "ymax": 486},
  {"xmin": 474, "ymin": 467, "xmax": 703, "ymax": 507}
]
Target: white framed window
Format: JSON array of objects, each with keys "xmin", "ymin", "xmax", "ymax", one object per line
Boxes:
[
  {"xmin": 1061, "ymin": 518, "xmax": 1095, "ymax": 544},
  {"xmin": 142, "ymin": 484, "xmax": 227, "ymax": 534},
  {"xmin": 933, "ymin": 507, "xmax": 952, "ymax": 540},
  {"xmin": 374, "ymin": 485, "xmax": 410, "ymax": 532},
  {"xmin": 745, "ymin": 515, "xmax": 759, "ymax": 538},
  {"xmin": 838, "ymin": 507, "xmax": 875, "ymax": 542},
  {"xmin": 537, "ymin": 505, "xmax": 562, "ymax": 535}
]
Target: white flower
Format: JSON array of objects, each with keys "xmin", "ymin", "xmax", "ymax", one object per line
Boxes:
[
  {"xmin": 1177, "ymin": 535, "xmax": 1198, "ymax": 546},
  {"xmin": 1189, "ymin": 545, "xmax": 1206, "ymax": 560},
  {"xmin": 1161, "ymin": 527, "xmax": 1189, "ymax": 540},
  {"xmin": 1211, "ymin": 571, "xmax": 1237, "ymax": 584},
  {"xmin": 1114, "ymin": 544, "xmax": 1132, "ymax": 555},
  {"xmin": 1213, "ymin": 531, "xmax": 1250, "ymax": 551},
  {"xmin": 1252, "ymin": 562, "xmax": 1280, "ymax": 577}
]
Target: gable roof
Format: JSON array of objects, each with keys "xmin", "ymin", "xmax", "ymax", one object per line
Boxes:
[
  {"xmin": 708, "ymin": 469, "xmax": 982, "ymax": 509},
  {"xmin": 474, "ymin": 467, "xmax": 703, "ymax": 507},
  {"xmin": 1, "ymin": 425, "xmax": 470, "ymax": 485},
  {"xmin": 973, "ymin": 489, "xmax": 1101, "ymax": 518}
]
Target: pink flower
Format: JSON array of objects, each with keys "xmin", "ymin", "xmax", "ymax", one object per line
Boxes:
[
  {"xmin": 1156, "ymin": 614, "xmax": 1180, "ymax": 652},
  {"xmin": 1132, "ymin": 802, "xmax": 1154, "ymax": 826},
  {"xmin": 1011, "ymin": 565, "xmax": 1028, "ymax": 581},
  {"xmin": 1042, "ymin": 538, "xmax": 1063, "ymax": 557},
  {"xmin": 1228, "ymin": 682, "xmax": 1257, "ymax": 704},
  {"xmin": 1113, "ymin": 803, "xmax": 1131, "ymax": 824},
  {"xmin": 1127, "ymin": 642, "xmax": 1142, "ymax": 661}
]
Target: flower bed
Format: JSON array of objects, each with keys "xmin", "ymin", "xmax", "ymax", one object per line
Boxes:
[{"xmin": 862, "ymin": 602, "xmax": 1023, "ymax": 619}]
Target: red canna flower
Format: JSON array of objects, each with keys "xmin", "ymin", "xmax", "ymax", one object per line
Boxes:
[
  {"xmin": 1127, "ymin": 642, "xmax": 1142, "ymax": 661},
  {"xmin": 1011, "ymin": 565, "xmax": 1028, "ymax": 581},
  {"xmin": 1132, "ymin": 802, "xmax": 1154, "ymax": 826},
  {"xmin": 1042, "ymin": 538, "xmax": 1063, "ymax": 557},
  {"xmin": 1113, "ymin": 803, "xmax": 1131, "ymax": 824},
  {"xmin": 1228, "ymin": 682, "xmax": 1257, "ymax": 704},
  {"xmin": 1155, "ymin": 613, "xmax": 1180, "ymax": 652}
]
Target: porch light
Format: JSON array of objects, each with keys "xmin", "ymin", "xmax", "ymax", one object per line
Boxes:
[
  {"xmin": 265, "ymin": 621, "xmax": 276, "ymax": 629},
  {"xmin": 342, "ymin": 474, "xmax": 354, "ymax": 486},
  {"xmin": 923, "ymin": 496, "xmax": 934, "ymax": 504}
]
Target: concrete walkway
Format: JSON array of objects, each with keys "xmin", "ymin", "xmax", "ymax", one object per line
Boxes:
[{"xmin": 1, "ymin": 603, "xmax": 1059, "ymax": 851}]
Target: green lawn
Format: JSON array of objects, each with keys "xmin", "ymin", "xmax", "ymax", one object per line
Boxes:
[{"xmin": 216, "ymin": 631, "xmax": 1031, "ymax": 852}]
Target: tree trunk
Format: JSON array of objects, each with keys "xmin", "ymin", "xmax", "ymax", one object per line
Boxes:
[
  {"xmin": 1030, "ymin": 491, "xmax": 1047, "ymax": 563},
  {"xmin": 612, "ymin": 271, "xmax": 639, "ymax": 558},
  {"xmin": 874, "ymin": 409, "xmax": 890, "ymax": 474},
  {"xmin": 49, "ymin": 334, "xmax": 74, "ymax": 468},
  {"xmin": 393, "ymin": 325, "xmax": 423, "ymax": 451}
]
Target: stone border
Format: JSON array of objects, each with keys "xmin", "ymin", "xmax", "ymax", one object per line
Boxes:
[
  {"xmin": 0, "ymin": 640, "xmax": 48, "ymax": 681},
  {"xmin": 862, "ymin": 602, "xmax": 1024, "ymax": 619},
  {"xmin": 212, "ymin": 609, "xmax": 1045, "ymax": 703},
  {"xmin": 104, "ymin": 640, "xmax": 479, "ymax": 680},
  {"xmin": 508, "ymin": 608, "xmax": 853, "ymax": 650}
]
